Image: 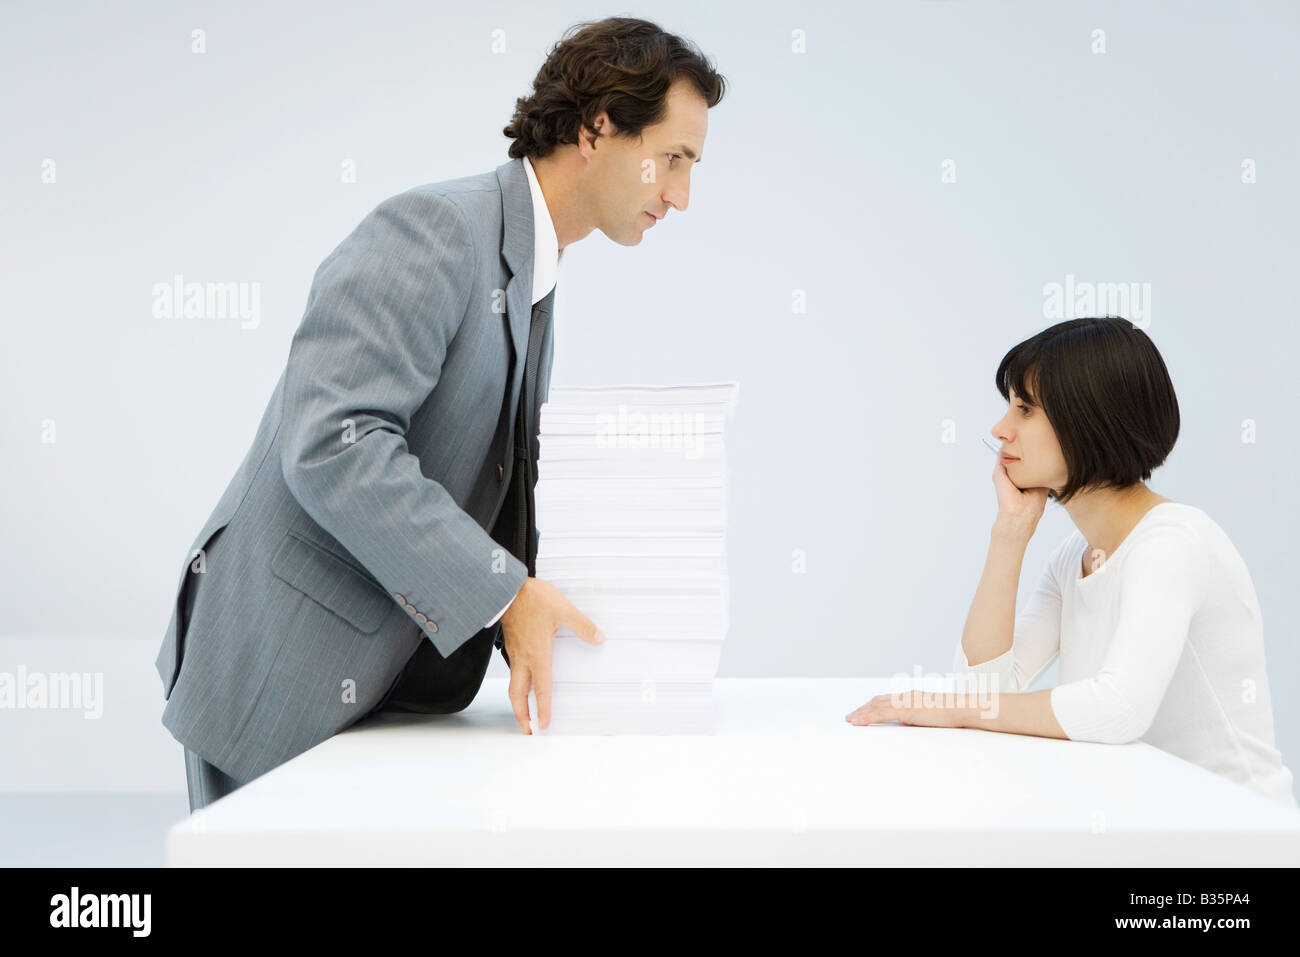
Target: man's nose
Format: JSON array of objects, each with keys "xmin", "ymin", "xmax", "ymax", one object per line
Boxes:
[{"xmin": 665, "ymin": 182, "xmax": 689, "ymax": 214}]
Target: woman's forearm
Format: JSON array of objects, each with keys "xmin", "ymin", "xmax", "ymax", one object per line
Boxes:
[
  {"xmin": 959, "ymin": 521, "xmax": 1033, "ymax": 667},
  {"xmin": 960, "ymin": 689, "xmax": 1069, "ymax": 739}
]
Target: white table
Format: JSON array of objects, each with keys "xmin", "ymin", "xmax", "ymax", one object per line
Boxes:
[{"xmin": 167, "ymin": 678, "xmax": 1300, "ymax": 866}]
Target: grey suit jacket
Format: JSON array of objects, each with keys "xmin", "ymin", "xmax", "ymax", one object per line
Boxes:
[{"xmin": 155, "ymin": 157, "xmax": 555, "ymax": 783}]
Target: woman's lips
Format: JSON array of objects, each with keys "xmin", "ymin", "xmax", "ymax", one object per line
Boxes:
[{"xmin": 1000, "ymin": 453, "xmax": 1020, "ymax": 462}]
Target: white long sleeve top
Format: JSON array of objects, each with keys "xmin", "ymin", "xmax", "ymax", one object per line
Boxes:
[{"xmin": 954, "ymin": 502, "xmax": 1297, "ymax": 808}]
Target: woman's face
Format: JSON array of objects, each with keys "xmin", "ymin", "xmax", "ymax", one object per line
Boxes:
[{"xmin": 991, "ymin": 386, "xmax": 1069, "ymax": 493}]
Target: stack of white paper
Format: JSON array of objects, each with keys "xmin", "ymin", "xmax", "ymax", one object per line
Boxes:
[{"xmin": 534, "ymin": 383, "xmax": 740, "ymax": 733}]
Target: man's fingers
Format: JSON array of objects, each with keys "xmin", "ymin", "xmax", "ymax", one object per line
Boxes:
[
  {"xmin": 531, "ymin": 655, "xmax": 554, "ymax": 730},
  {"xmin": 507, "ymin": 663, "xmax": 532, "ymax": 734},
  {"xmin": 536, "ymin": 578, "xmax": 604, "ymax": 645},
  {"xmin": 562, "ymin": 602, "xmax": 605, "ymax": 645}
]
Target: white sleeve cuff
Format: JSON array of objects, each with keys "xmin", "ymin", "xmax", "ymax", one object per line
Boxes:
[{"xmin": 485, "ymin": 592, "xmax": 517, "ymax": 628}]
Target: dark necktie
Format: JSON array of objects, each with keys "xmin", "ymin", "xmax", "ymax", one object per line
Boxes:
[{"xmin": 514, "ymin": 296, "xmax": 549, "ymax": 575}]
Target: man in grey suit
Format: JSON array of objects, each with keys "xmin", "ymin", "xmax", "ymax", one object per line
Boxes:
[{"xmin": 158, "ymin": 17, "xmax": 725, "ymax": 811}]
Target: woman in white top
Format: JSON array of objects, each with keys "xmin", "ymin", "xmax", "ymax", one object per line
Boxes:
[{"xmin": 846, "ymin": 317, "xmax": 1297, "ymax": 808}]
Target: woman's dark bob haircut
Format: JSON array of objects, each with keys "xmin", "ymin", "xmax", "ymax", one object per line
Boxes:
[
  {"xmin": 503, "ymin": 17, "xmax": 726, "ymax": 160},
  {"xmin": 996, "ymin": 317, "xmax": 1179, "ymax": 505}
]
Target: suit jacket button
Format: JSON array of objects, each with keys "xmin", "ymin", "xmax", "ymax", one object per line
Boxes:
[
  {"xmin": 394, "ymin": 593, "xmax": 406, "ymax": 603},
  {"xmin": 415, "ymin": 612, "xmax": 428, "ymax": 625},
  {"xmin": 428, "ymin": 621, "xmax": 438, "ymax": 632},
  {"xmin": 404, "ymin": 602, "xmax": 416, "ymax": 614}
]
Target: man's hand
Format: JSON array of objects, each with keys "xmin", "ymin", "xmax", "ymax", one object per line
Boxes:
[{"xmin": 499, "ymin": 577, "xmax": 605, "ymax": 733}]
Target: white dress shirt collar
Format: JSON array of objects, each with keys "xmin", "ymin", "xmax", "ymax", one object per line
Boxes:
[{"xmin": 522, "ymin": 154, "xmax": 559, "ymax": 306}]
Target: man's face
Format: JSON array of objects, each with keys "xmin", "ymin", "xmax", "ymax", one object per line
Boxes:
[{"xmin": 583, "ymin": 78, "xmax": 708, "ymax": 245}]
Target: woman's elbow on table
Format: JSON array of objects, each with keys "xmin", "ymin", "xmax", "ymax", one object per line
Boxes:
[{"xmin": 1050, "ymin": 685, "xmax": 1156, "ymax": 745}]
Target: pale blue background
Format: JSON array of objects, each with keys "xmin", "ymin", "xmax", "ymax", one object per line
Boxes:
[{"xmin": 2, "ymin": 0, "xmax": 1296, "ymax": 830}]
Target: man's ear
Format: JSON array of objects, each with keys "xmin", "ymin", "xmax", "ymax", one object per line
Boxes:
[{"xmin": 579, "ymin": 113, "xmax": 612, "ymax": 154}]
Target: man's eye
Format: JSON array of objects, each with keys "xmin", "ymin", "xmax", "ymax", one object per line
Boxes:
[{"xmin": 668, "ymin": 154, "xmax": 680, "ymax": 164}]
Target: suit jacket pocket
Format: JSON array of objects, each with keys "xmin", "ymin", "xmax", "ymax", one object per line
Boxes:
[{"xmin": 270, "ymin": 531, "xmax": 394, "ymax": 634}]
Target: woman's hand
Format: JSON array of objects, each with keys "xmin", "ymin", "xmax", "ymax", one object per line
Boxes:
[
  {"xmin": 845, "ymin": 690, "xmax": 969, "ymax": 729},
  {"xmin": 991, "ymin": 460, "xmax": 1048, "ymax": 540}
]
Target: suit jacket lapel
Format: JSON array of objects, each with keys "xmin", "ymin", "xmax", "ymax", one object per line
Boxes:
[
  {"xmin": 495, "ymin": 156, "xmax": 534, "ymax": 400},
  {"xmin": 488, "ymin": 157, "xmax": 540, "ymax": 523}
]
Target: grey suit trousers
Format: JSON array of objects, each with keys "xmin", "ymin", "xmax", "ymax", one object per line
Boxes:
[
  {"xmin": 184, "ymin": 746, "xmax": 246, "ymax": 812},
  {"xmin": 179, "ymin": 551, "xmax": 250, "ymax": 811}
]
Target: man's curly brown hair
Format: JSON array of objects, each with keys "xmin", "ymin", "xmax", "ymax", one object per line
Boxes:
[{"xmin": 503, "ymin": 17, "xmax": 726, "ymax": 160}]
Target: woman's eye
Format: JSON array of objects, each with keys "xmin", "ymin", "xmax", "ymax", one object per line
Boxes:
[
  {"xmin": 668, "ymin": 154, "xmax": 680, "ymax": 165},
  {"xmin": 1018, "ymin": 404, "xmax": 1031, "ymax": 415}
]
